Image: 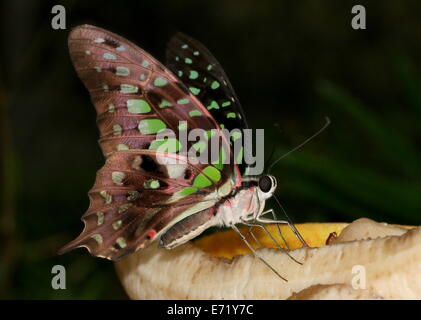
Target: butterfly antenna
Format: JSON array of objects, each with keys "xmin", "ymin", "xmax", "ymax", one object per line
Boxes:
[
  {"xmin": 267, "ymin": 116, "xmax": 331, "ymax": 174},
  {"xmin": 264, "ymin": 136, "xmax": 277, "ymax": 174}
]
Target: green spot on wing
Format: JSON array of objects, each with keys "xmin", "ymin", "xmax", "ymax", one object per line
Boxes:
[
  {"xmin": 179, "ymin": 187, "xmax": 197, "ymax": 196},
  {"xmin": 213, "ymin": 162, "xmax": 224, "ymax": 170},
  {"xmin": 222, "ymin": 101, "xmax": 232, "ymax": 107},
  {"xmin": 189, "ymin": 87, "xmax": 201, "ymax": 95},
  {"xmin": 189, "ymin": 70, "xmax": 199, "ymax": 79},
  {"xmin": 185, "ymin": 58, "xmax": 193, "ymax": 64},
  {"xmin": 159, "ymin": 99, "xmax": 172, "ymax": 108},
  {"xmin": 127, "ymin": 190, "xmax": 139, "ymax": 201},
  {"xmin": 118, "ymin": 203, "xmax": 133, "ymax": 213},
  {"xmin": 211, "ymin": 81, "xmax": 220, "ymax": 89},
  {"xmin": 96, "ymin": 213, "xmax": 104, "ymax": 226},
  {"xmin": 116, "ymin": 66, "xmax": 130, "ymax": 76},
  {"xmin": 127, "ymin": 99, "xmax": 151, "ymax": 114},
  {"xmin": 153, "ymin": 77, "xmax": 167, "ymax": 87},
  {"xmin": 91, "ymin": 234, "xmax": 103, "ymax": 244},
  {"xmin": 112, "ymin": 171, "xmax": 125, "ymax": 185},
  {"xmin": 193, "ymin": 165, "xmax": 222, "ymax": 188},
  {"xmin": 103, "ymin": 53, "xmax": 116, "ymax": 60},
  {"xmin": 116, "ymin": 237, "xmax": 127, "ymax": 248},
  {"xmin": 113, "ymin": 124, "xmax": 122, "ymax": 135},
  {"xmin": 138, "ymin": 119, "xmax": 167, "ymax": 134},
  {"xmin": 177, "ymin": 98, "xmax": 189, "ymax": 105},
  {"xmin": 203, "ymin": 166, "xmax": 222, "ymax": 182},
  {"xmin": 189, "ymin": 110, "xmax": 202, "ymax": 117},
  {"xmin": 120, "ymin": 84, "xmax": 138, "ymax": 93},
  {"xmin": 227, "ymin": 112, "xmax": 236, "ymax": 118},
  {"xmin": 113, "ymin": 220, "xmax": 122, "ymax": 230},
  {"xmin": 207, "ymin": 100, "xmax": 220, "ymax": 110},
  {"xmin": 141, "ymin": 60, "xmax": 150, "ymax": 67},
  {"xmin": 117, "ymin": 144, "xmax": 129, "ymax": 151},
  {"xmin": 193, "ymin": 173, "xmax": 212, "ymax": 188},
  {"xmin": 100, "ymin": 191, "xmax": 112, "ymax": 204},
  {"xmin": 144, "ymin": 179, "xmax": 160, "ymax": 189}
]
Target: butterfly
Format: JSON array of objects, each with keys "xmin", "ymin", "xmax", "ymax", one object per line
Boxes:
[{"xmin": 58, "ymin": 25, "xmax": 306, "ymax": 277}]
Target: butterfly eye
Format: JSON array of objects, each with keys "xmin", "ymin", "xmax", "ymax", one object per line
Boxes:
[{"xmin": 258, "ymin": 175, "xmax": 273, "ymax": 193}]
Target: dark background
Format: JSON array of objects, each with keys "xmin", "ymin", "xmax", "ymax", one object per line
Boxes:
[{"xmin": 1, "ymin": 0, "xmax": 420, "ymax": 299}]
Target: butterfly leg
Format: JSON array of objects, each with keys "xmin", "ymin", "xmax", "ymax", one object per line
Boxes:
[
  {"xmin": 257, "ymin": 216, "xmax": 309, "ymax": 248},
  {"xmin": 243, "ymin": 220, "xmax": 303, "ymax": 265},
  {"xmin": 245, "ymin": 224, "xmax": 264, "ymax": 249},
  {"xmin": 242, "ymin": 221, "xmax": 283, "ymax": 250},
  {"xmin": 260, "ymin": 208, "xmax": 290, "ymax": 250},
  {"xmin": 231, "ymin": 224, "xmax": 287, "ymax": 281}
]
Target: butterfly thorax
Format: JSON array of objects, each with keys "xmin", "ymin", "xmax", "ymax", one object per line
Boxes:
[{"xmin": 214, "ymin": 177, "xmax": 264, "ymax": 227}]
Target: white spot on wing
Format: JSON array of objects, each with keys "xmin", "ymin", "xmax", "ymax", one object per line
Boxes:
[{"xmin": 166, "ymin": 164, "xmax": 188, "ymax": 179}]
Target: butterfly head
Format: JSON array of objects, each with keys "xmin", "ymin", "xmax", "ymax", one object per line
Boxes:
[{"xmin": 257, "ymin": 174, "xmax": 277, "ymax": 200}]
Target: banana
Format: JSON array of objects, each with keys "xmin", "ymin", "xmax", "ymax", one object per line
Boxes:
[{"xmin": 115, "ymin": 218, "xmax": 421, "ymax": 299}]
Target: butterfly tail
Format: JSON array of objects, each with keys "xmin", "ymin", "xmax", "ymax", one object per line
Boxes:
[{"xmin": 57, "ymin": 211, "xmax": 148, "ymax": 261}]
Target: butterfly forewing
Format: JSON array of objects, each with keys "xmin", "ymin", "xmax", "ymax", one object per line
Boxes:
[
  {"xmin": 60, "ymin": 25, "xmax": 240, "ymax": 260},
  {"xmin": 70, "ymin": 26, "xmax": 213, "ymax": 156}
]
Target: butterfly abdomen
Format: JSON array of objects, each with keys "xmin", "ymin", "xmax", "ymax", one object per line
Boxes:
[{"xmin": 159, "ymin": 208, "xmax": 215, "ymax": 249}]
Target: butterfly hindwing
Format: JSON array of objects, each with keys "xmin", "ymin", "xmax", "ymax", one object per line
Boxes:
[
  {"xmin": 60, "ymin": 150, "xmax": 228, "ymax": 260},
  {"xmin": 166, "ymin": 33, "xmax": 249, "ymax": 174},
  {"xmin": 60, "ymin": 25, "xmax": 240, "ymax": 260},
  {"xmin": 166, "ymin": 32, "xmax": 248, "ymax": 132}
]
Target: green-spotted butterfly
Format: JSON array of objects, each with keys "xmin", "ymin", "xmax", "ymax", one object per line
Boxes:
[{"xmin": 59, "ymin": 25, "xmax": 307, "ymax": 278}]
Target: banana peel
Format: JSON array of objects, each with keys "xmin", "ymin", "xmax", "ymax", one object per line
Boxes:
[{"xmin": 115, "ymin": 218, "xmax": 421, "ymax": 299}]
